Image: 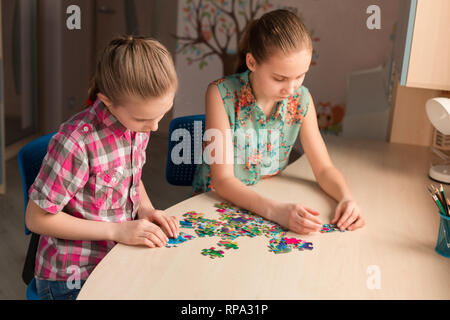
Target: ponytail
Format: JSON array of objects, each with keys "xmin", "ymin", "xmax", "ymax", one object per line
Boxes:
[
  {"xmin": 85, "ymin": 77, "xmax": 99, "ymax": 108},
  {"xmin": 235, "ymin": 20, "xmax": 258, "ymax": 74}
]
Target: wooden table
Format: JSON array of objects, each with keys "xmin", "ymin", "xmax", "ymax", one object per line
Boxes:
[{"xmin": 78, "ymin": 136, "xmax": 450, "ymax": 299}]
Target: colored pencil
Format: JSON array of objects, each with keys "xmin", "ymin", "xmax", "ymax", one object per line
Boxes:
[
  {"xmin": 427, "ymin": 185, "xmax": 446, "ymax": 215},
  {"xmin": 432, "ymin": 194, "xmax": 446, "ymax": 214},
  {"xmin": 433, "ymin": 185, "xmax": 443, "ymax": 204},
  {"xmin": 431, "ymin": 184, "xmax": 446, "ymax": 212},
  {"xmin": 440, "ymin": 184, "xmax": 450, "ymax": 216}
]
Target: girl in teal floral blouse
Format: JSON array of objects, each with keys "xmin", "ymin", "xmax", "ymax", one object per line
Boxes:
[{"xmin": 192, "ymin": 9, "xmax": 365, "ymax": 234}]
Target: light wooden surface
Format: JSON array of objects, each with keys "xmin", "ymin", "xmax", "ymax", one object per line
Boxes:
[
  {"xmin": 389, "ymin": 72, "xmax": 437, "ymax": 146},
  {"xmin": 78, "ymin": 136, "xmax": 450, "ymax": 300},
  {"xmin": 390, "ymin": 0, "xmax": 450, "ymax": 147},
  {"xmin": 388, "ymin": 71, "xmax": 450, "ymax": 147},
  {"xmin": 407, "ymin": 0, "xmax": 450, "ymax": 91}
]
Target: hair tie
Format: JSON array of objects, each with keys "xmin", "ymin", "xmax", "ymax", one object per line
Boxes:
[{"xmin": 86, "ymin": 98, "xmax": 94, "ymax": 106}]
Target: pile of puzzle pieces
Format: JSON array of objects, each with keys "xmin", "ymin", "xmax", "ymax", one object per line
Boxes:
[{"xmin": 165, "ymin": 202, "xmax": 344, "ymax": 259}]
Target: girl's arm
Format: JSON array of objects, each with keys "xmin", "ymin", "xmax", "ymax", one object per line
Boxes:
[
  {"xmin": 299, "ymin": 92, "xmax": 353, "ymax": 202},
  {"xmin": 206, "ymin": 85, "xmax": 322, "ymax": 234},
  {"xmin": 25, "ymin": 198, "xmax": 169, "ymax": 247},
  {"xmin": 137, "ymin": 179, "xmax": 154, "ymax": 211},
  {"xmin": 26, "ymin": 199, "xmax": 115, "ymax": 241},
  {"xmin": 300, "ymin": 92, "xmax": 364, "ymax": 231}
]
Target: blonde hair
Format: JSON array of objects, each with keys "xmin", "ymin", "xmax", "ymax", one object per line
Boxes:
[
  {"xmin": 87, "ymin": 35, "xmax": 178, "ymax": 106},
  {"xmin": 235, "ymin": 9, "xmax": 313, "ymax": 74}
]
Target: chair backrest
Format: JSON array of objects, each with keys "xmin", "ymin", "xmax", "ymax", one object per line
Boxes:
[
  {"xmin": 17, "ymin": 133, "xmax": 56, "ymax": 235},
  {"xmin": 166, "ymin": 115, "xmax": 205, "ymax": 186}
]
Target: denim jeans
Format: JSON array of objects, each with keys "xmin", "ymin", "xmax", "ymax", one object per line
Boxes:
[{"xmin": 36, "ymin": 279, "xmax": 86, "ymax": 300}]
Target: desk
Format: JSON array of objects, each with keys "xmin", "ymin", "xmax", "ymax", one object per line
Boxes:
[{"xmin": 78, "ymin": 137, "xmax": 450, "ymax": 299}]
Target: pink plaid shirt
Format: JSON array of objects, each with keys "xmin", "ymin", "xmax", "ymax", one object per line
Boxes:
[{"xmin": 29, "ymin": 98, "xmax": 150, "ymax": 281}]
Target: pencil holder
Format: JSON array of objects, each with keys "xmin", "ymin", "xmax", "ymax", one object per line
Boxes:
[{"xmin": 435, "ymin": 211, "xmax": 450, "ymax": 258}]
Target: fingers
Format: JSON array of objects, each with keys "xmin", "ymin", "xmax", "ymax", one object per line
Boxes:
[
  {"xmin": 331, "ymin": 215, "xmax": 339, "ymax": 225},
  {"xmin": 142, "ymin": 221, "xmax": 168, "ymax": 246},
  {"xmin": 347, "ymin": 216, "xmax": 365, "ymax": 231},
  {"xmin": 154, "ymin": 227, "xmax": 169, "ymax": 245},
  {"xmin": 155, "ymin": 214, "xmax": 175, "ymax": 238},
  {"xmin": 303, "ymin": 211, "xmax": 323, "ymax": 226},
  {"xmin": 335, "ymin": 203, "xmax": 352, "ymax": 229},
  {"xmin": 164, "ymin": 216, "xmax": 180, "ymax": 238},
  {"xmin": 136, "ymin": 214, "xmax": 181, "ymax": 249},
  {"xmin": 168, "ymin": 216, "xmax": 180, "ymax": 238},
  {"xmin": 143, "ymin": 232, "xmax": 166, "ymax": 247},
  {"xmin": 141, "ymin": 237, "xmax": 155, "ymax": 248},
  {"xmin": 331, "ymin": 207, "xmax": 343, "ymax": 225},
  {"xmin": 295, "ymin": 226, "xmax": 317, "ymax": 235},
  {"xmin": 303, "ymin": 206, "xmax": 321, "ymax": 216},
  {"xmin": 292, "ymin": 211, "xmax": 322, "ymax": 234},
  {"xmin": 301, "ymin": 217, "xmax": 322, "ymax": 231},
  {"xmin": 337, "ymin": 206, "xmax": 358, "ymax": 230},
  {"xmin": 297, "ymin": 208, "xmax": 322, "ymax": 229},
  {"xmin": 291, "ymin": 221, "xmax": 318, "ymax": 235},
  {"xmin": 151, "ymin": 212, "xmax": 180, "ymax": 239},
  {"xmin": 284, "ymin": 205, "xmax": 322, "ymax": 234}
]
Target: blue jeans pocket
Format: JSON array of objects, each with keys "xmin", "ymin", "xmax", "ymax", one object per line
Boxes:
[
  {"xmin": 36, "ymin": 279, "xmax": 85, "ymax": 300},
  {"xmin": 36, "ymin": 285, "xmax": 53, "ymax": 300}
]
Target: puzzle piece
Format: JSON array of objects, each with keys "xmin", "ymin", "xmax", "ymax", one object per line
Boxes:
[
  {"xmin": 283, "ymin": 237, "xmax": 303, "ymax": 245},
  {"xmin": 268, "ymin": 236, "xmax": 314, "ymax": 254},
  {"xmin": 217, "ymin": 240, "xmax": 239, "ymax": 250},
  {"xmin": 165, "ymin": 232, "xmax": 196, "ymax": 248},
  {"xmin": 268, "ymin": 239, "xmax": 292, "ymax": 254},
  {"xmin": 241, "ymin": 225, "xmax": 262, "ymax": 237},
  {"xmin": 180, "ymin": 220, "xmax": 195, "ymax": 228},
  {"xmin": 195, "ymin": 226, "xmax": 216, "ymax": 237},
  {"xmin": 320, "ymin": 224, "xmax": 345, "ymax": 233},
  {"xmin": 201, "ymin": 247, "xmax": 225, "ymax": 259},
  {"xmin": 218, "ymin": 227, "xmax": 240, "ymax": 240},
  {"xmin": 292, "ymin": 241, "xmax": 314, "ymax": 251}
]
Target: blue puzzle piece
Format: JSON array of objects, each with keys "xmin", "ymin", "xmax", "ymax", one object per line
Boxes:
[{"xmin": 165, "ymin": 232, "xmax": 196, "ymax": 248}]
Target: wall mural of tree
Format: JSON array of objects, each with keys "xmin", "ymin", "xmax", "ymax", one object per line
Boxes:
[{"xmin": 175, "ymin": 0, "xmax": 320, "ymax": 76}]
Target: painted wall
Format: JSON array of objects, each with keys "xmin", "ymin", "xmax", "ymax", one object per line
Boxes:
[{"xmin": 173, "ymin": 0, "xmax": 400, "ymax": 136}]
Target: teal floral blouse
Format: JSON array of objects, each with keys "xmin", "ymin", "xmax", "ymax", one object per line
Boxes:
[{"xmin": 192, "ymin": 69, "xmax": 310, "ymax": 195}]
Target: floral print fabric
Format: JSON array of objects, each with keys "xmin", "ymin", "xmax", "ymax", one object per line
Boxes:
[{"xmin": 192, "ymin": 69, "xmax": 309, "ymax": 194}]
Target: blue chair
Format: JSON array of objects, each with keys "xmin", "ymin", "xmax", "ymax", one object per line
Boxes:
[
  {"xmin": 17, "ymin": 132, "xmax": 56, "ymax": 300},
  {"xmin": 166, "ymin": 115, "xmax": 205, "ymax": 186}
]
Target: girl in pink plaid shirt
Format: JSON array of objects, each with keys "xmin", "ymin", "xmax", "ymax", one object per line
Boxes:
[{"xmin": 26, "ymin": 36, "xmax": 180, "ymax": 300}]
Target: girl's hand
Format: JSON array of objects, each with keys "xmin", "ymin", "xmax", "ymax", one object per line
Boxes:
[
  {"xmin": 275, "ymin": 203, "xmax": 323, "ymax": 235},
  {"xmin": 138, "ymin": 208, "xmax": 180, "ymax": 239},
  {"xmin": 113, "ymin": 219, "xmax": 169, "ymax": 248},
  {"xmin": 331, "ymin": 198, "xmax": 365, "ymax": 231}
]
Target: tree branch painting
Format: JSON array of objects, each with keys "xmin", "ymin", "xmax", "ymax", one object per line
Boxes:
[{"xmin": 175, "ymin": 0, "xmax": 319, "ymax": 76}]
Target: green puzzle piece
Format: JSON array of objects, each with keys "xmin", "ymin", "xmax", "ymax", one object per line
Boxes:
[
  {"xmin": 201, "ymin": 247, "xmax": 225, "ymax": 259},
  {"xmin": 218, "ymin": 240, "xmax": 239, "ymax": 250}
]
